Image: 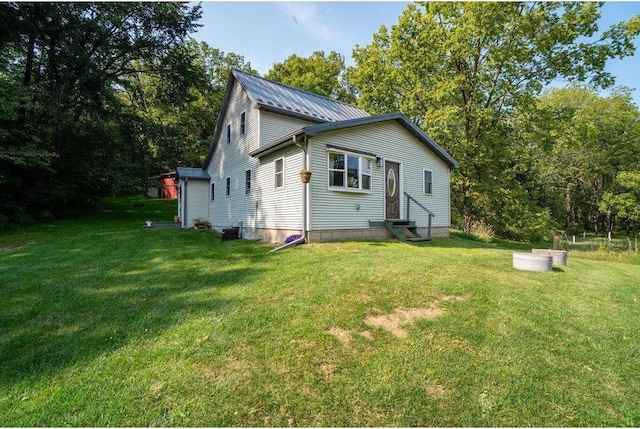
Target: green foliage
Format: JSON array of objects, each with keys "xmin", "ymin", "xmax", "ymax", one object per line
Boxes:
[
  {"xmin": 266, "ymin": 51, "xmax": 355, "ymax": 103},
  {"xmin": 0, "ymin": 3, "xmax": 256, "ymax": 226},
  {"xmin": 534, "ymin": 86, "xmax": 640, "ymax": 233},
  {"xmin": 0, "ymin": 2, "xmax": 205, "ymax": 222},
  {"xmin": 600, "ymin": 171, "xmax": 640, "ymax": 230},
  {"xmin": 347, "ymin": 2, "xmax": 640, "ymax": 235}
]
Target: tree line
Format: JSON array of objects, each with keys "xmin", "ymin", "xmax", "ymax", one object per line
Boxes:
[{"xmin": 1, "ymin": 2, "xmax": 639, "ymax": 239}]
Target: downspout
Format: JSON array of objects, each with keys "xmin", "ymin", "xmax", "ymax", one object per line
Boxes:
[
  {"xmin": 271, "ymin": 133, "xmax": 308, "ymax": 252},
  {"xmin": 296, "ymin": 133, "xmax": 308, "ymax": 243}
]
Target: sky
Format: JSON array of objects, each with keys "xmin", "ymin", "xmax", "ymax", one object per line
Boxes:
[{"xmin": 192, "ymin": 1, "xmax": 640, "ymax": 105}]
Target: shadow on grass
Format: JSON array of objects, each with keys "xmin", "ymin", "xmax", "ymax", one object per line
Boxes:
[{"xmin": 0, "ymin": 227, "xmax": 272, "ymax": 389}]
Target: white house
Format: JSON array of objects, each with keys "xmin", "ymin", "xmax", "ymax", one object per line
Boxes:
[{"xmin": 176, "ymin": 69, "xmax": 458, "ymax": 243}]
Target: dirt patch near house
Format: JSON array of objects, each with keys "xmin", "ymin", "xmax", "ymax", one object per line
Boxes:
[{"xmin": 365, "ymin": 295, "xmax": 467, "ymax": 338}]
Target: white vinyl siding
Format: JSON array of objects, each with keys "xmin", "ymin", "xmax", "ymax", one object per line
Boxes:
[
  {"xmin": 260, "ymin": 110, "xmax": 313, "ymax": 146},
  {"xmin": 254, "ymin": 147, "xmax": 304, "ymax": 230},
  {"xmin": 308, "ymin": 121, "xmax": 451, "ymax": 230},
  {"xmin": 206, "ymin": 81, "xmax": 304, "ymax": 234},
  {"xmin": 181, "ymin": 179, "xmax": 209, "ymax": 228},
  {"xmin": 207, "ymin": 81, "xmax": 259, "ymax": 230}
]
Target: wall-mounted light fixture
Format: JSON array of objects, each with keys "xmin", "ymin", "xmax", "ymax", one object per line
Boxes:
[{"xmin": 376, "ymin": 156, "xmax": 384, "ymax": 167}]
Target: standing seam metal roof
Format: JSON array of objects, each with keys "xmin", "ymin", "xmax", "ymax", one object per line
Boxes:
[
  {"xmin": 232, "ymin": 69, "xmax": 369, "ymax": 123},
  {"xmin": 176, "ymin": 167, "xmax": 210, "ymax": 180}
]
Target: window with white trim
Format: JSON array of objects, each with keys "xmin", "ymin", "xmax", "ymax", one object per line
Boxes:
[
  {"xmin": 226, "ymin": 123, "xmax": 231, "ymax": 144},
  {"xmin": 210, "ymin": 183, "xmax": 215, "ymax": 201},
  {"xmin": 245, "ymin": 169, "xmax": 252, "ymax": 194},
  {"xmin": 274, "ymin": 157, "xmax": 284, "ymax": 189},
  {"xmin": 423, "ymin": 169, "xmax": 433, "ymax": 195},
  {"xmin": 240, "ymin": 111, "xmax": 246, "ymax": 135},
  {"xmin": 328, "ymin": 151, "xmax": 372, "ymax": 191},
  {"xmin": 226, "ymin": 177, "xmax": 231, "ymax": 197}
]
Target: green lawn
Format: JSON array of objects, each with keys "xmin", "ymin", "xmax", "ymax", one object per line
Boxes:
[{"xmin": 1, "ymin": 197, "xmax": 639, "ymax": 426}]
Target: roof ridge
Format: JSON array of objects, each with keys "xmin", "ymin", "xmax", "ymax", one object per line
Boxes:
[{"xmin": 231, "ymin": 67, "xmax": 363, "ymax": 109}]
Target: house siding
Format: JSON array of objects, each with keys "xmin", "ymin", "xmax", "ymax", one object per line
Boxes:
[
  {"xmin": 253, "ymin": 145, "xmax": 304, "ymax": 232},
  {"xmin": 206, "ymin": 82, "xmax": 305, "ymax": 239},
  {"xmin": 207, "ymin": 81, "xmax": 257, "ymax": 231},
  {"xmin": 181, "ymin": 179, "xmax": 210, "ymax": 228},
  {"xmin": 260, "ymin": 110, "xmax": 313, "ymax": 146},
  {"xmin": 308, "ymin": 121, "xmax": 451, "ymax": 231}
]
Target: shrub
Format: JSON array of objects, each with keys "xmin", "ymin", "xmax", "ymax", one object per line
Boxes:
[{"xmin": 470, "ymin": 221, "xmax": 495, "ymax": 242}]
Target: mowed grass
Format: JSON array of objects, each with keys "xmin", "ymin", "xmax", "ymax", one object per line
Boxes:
[{"xmin": 1, "ymin": 197, "xmax": 639, "ymax": 426}]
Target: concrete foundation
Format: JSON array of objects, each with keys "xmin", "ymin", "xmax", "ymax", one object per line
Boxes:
[{"xmin": 237, "ymin": 226, "xmax": 450, "ymax": 244}]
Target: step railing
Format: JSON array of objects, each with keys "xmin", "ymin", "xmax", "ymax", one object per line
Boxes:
[{"xmin": 404, "ymin": 192, "xmax": 434, "ymax": 241}]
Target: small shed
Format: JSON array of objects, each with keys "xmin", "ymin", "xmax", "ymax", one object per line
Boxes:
[{"xmin": 148, "ymin": 172, "xmax": 178, "ymax": 199}]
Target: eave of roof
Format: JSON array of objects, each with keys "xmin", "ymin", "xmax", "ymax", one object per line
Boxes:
[
  {"xmin": 249, "ymin": 129, "xmax": 305, "ymax": 158},
  {"xmin": 252, "ymin": 113, "xmax": 459, "ymax": 169}
]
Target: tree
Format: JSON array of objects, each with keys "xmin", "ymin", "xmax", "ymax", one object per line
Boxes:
[
  {"xmin": 266, "ymin": 51, "xmax": 355, "ymax": 103},
  {"xmin": 119, "ymin": 39, "xmax": 257, "ymax": 172},
  {"xmin": 347, "ymin": 2, "xmax": 640, "ymax": 234},
  {"xmin": 600, "ymin": 171, "xmax": 640, "ymax": 234},
  {"xmin": 535, "ymin": 86, "xmax": 640, "ymax": 233},
  {"xmin": 0, "ymin": 2, "xmax": 202, "ymax": 224}
]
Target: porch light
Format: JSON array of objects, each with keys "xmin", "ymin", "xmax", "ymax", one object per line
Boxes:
[{"xmin": 376, "ymin": 156, "xmax": 384, "ymax": 167}]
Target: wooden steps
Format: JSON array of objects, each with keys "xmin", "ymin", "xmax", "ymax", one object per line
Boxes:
[{"xmin": 383, "ymin": 219, "xmax": 431, "ymax": 242}]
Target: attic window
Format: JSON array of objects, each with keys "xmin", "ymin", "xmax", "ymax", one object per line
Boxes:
[
  {"xmin": 240, "ymin": 111, "xmax": 246, "ymax": 135},
  {"xmin": 226, "ymin": 123, "xmax": 231, "ymax": 144}
]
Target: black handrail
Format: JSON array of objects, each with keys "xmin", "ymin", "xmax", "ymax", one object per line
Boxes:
[{"xmin": 404, "ymin": 192, "xmax": 434, "ymax": 240}]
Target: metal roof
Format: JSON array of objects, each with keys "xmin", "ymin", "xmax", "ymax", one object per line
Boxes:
[
  {"xmin": 176, "ymin": 167, "xmax": 210, "ymax": 180},
  {"xmin": 232, "ymin": 69, "xmax": 369, "ymax": 123}
]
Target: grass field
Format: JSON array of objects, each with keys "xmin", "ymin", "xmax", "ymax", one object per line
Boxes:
[{"xmin": 1, "ymin": 197, "xmax": 639, "ymax": 426}]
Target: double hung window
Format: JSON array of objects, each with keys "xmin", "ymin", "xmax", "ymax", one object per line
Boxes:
[
  {"xmin": 245, "ymin": 169, "xmax": 252, "ymax": 194},
  {"xmin": 274, "ymin": 158, "xmax": 284, "ymax": 189},
  {"xmin": 423, "ymin": 170, "xmax": 433, "ymax": 195}
]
